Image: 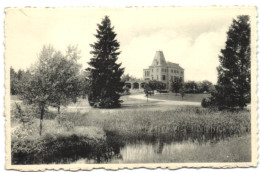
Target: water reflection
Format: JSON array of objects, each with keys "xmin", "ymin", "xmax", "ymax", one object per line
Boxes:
[
  {"xmin": 74, "ymin": 131, "xmax": 250, "ymax": 164},
  {"xmin": 12, "ymin": 130, "xmax": 249, "ymax": 164}
]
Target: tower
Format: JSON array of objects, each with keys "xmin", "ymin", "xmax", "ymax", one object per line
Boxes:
[{"xmin": 143, "ymin": 51, "xmax": 184, "ymax": 90}]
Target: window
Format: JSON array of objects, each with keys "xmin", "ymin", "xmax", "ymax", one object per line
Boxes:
[
  {"xmin": 151, "ymin": 75, "xmax": 153, "ymax": 80},
  {"xmin": 171, "ymin": 76, "xmax": 173, "ymax": 81},
  {"xmin": 145, "ymin": 71, "xmax": 150, "ymax": 77},
  {"xmin": 157, "ymin": 69, "xmax": 159, "ymax": 72},
  {"xmin": 162, "ymin": 75, "xmax": 166, "ymax": 80},
  {"xmin": 157, "ymin": 75, "xmax": 158, "ymax": 80},
  {"xmin": 171, "ymin": 69, "xmax": 173, "ymax": 73},
  {"xmin": 152, "ymin": 69, "xmax": 153, "ymax": 72}
]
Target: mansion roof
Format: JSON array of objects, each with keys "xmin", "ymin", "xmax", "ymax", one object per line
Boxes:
[
  {"xmin": 167, "ymin": 62, "xmax": 184, "ymax": 70},
  {"xmin": 149, "ymin": 51, "xmax": 183, "ymax": 70}
]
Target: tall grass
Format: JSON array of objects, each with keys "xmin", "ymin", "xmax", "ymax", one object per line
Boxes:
[
  {"xmin": 62, "ymin": 107, "xmax": 250, "ymax": 142},
  {"xmin": 11, "ymin": 104, "xmax": 251, "ymax": 164}
]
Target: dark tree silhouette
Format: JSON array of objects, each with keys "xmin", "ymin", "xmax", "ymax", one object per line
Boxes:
[
  {"xmin": 211, "ymin": 15, "xmax": 251, "ymax": 109},
  {"xmin": 86, "ymin": 16, "xmax": 124, "ymax": 108}
]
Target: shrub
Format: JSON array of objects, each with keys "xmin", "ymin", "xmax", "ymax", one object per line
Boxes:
[
  {"xmin": 201, "ymin": 98, "xmax": 212, "ymax": 108},
  {"xmin": 121, "ymin": 86, "xmax": 131, "ymax": 95},
  {"xmin": 11, "ymin": 133, "xmax": 113, "ymax": 164},
  {"xmin": 12, "ymin": 103, "xmax": 35, "ymax": 126},
  {"xmin": 99, "ymin": 97, "xmax": 122, "ymax": 108}
]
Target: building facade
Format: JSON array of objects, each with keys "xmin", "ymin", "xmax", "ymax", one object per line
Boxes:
[{"xmin": 143, "ymin": 51, "xmax": 184, "ymax": 89}]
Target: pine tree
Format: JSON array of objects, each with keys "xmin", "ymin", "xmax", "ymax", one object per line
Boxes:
[
  {"xmin": 214, "ymin": 15, "xmax": 251, "ymax": 109},
  {"xmin": 86, "ymin": 16, "xmax": 124, "ymax": 108}
]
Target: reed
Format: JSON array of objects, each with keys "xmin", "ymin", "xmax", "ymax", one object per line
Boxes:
[{"xmin": 62, "ymin": 106, "xmax": 250, "ymax": 142}]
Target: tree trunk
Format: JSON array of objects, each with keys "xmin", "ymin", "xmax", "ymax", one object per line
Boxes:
[
  {"xmin": 39, "ymin": 106, "xmax": 44, "ymax": 136},
  {"xmin": 57, "ymin": 105, "xmax": 60, "ymax": 114}
]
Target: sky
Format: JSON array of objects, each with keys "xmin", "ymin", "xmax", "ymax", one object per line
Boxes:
[{"xmin": 5, "ymin": 7, "xmax": 252, "ymax": 83}]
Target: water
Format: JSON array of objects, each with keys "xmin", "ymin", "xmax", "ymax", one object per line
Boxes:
[
  {"xmin": 12, "ymin": 131, "xmax": 250, "ymax": 164},
  {"xmin": 74, "ymin": 133, "xmax": 251, "ymax": 163}
]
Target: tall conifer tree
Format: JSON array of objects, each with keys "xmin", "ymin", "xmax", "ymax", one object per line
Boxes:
[
  {"xmin": 86, "ymin": 16, "xmax": 124, "ymax": 108},
  {"xmin": 213, "ymin": 15, "xmax": 251, "ymax": 109}
]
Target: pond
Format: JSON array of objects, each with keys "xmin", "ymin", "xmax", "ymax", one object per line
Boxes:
[
  {"xmin": 11, "ymin": 131, "xmax": 251, "ymax": 164},
  {"xmin": 74, "ymin": 133, "xmax": 251, "ymax": 163}
]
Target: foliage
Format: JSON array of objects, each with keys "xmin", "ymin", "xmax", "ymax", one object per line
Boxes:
[
  {"xmin": 11, "ymin": 102, "xmax": 251, "ymax": 164},
  {"xmin": 86, "ymin": 16, "xmax": 124, "ymax": 108},
  {"xmin": 49, "ymin": 45, "xmax": 82, "ymax": 113},
  {"xmin": 121, "ymin": 85, "xmax": 130, "ymax": 95},
  {"xmin": 184, "ymin": 80, "xmax": 215, "ymax": 94},
  {"xmin": 78, "ymin": 71, "xmax": 90, "ymax": 99},
  {"xmin": 208, "ymin": 16, "xmax": 251, "ymax": 109},
  {"xmin": 184, "ymin": 81, "xmax": 198, "ymax": 93},
  {"xmin": 121, "ymin": 74, "xmax": 137, "ymax": 82},
  {"xmin": 10, "ymin": 67, "xmax": 30, "ymax": 95},
  {"xmin": 197, "ymin": 80, "xmax": 215, "ymax": 93},
  {"xmin": 11, "ymin": 131, "xmax": 112, "ymax": 164},
  {"xmin": 69, "ymin": 107, "xmax": 250, "ymax": 143},
  {"xmin": 144, "ymin": 83, "xmax": 152, "ymax": 102},
  {"xmin": 12, "ymin": 103, "xmax": 34, "ymax": 127},
  {"xmin": 18, "ymin": 45, "xmax": 82, "ymax": 135},
  {"xmin": 148, "ymin": 80, "xmax": 166, "ymax": 91},
  {"xmin": 201, "ymin": 97, "xmax": 213, "ymax": 108},
  {"xmin": 171, "ymin": 78, "xmax": 183, "ymax": 95},
  {"xmin": 11, "ymin": 108, "xmax": 119, "ymax": 165}
]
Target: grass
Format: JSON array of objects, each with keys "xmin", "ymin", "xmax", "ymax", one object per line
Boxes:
[
  {"xmin": 10, "ymin": 96, "xmax": 251, "ymax": 164},
  {"xmin": 62, "ymin": 107, "xmax": 250, "ymax": 142},
  {"xmin": 11, "ymin": 97, "xmax": 251, "ymax": 142},
  {"xmin": 151, "ymin": 93, "xmax": 210, "ymax": 102}
]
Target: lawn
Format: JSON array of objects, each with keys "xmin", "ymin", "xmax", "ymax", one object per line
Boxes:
[{"xmin": 151, "ymin": 93, "xmax": 211, "ymax": 102}]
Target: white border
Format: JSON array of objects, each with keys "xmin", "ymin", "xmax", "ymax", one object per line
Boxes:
[{"xmin": 1, "ymin": 1, "xmax": 260, "ymax": 172}]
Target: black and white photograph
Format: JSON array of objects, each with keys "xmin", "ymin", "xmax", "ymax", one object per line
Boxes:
[{"xmin": 4, "ymin": 7, "xmax": 257, "ymax": 170}]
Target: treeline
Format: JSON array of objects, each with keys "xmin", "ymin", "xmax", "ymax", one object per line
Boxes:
[
  {"xmin": 178, "ymin": 80, "xmax": 215, "ymax": 94},
  {"xmin": 10, "ymin": 66, "xmax": 88, "ymax": 98},
  {"xmin": 142, "ymin": 79, "xmax": 215, "ymax": 94},
  {"xmin": 10, "ymin": 68, "xmax": 30, "ymax": 95}
]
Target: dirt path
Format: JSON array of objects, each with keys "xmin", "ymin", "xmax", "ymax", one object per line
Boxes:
[{"xmin": 129, "ymin": 94, "xmax": 201, "ymax": 106}]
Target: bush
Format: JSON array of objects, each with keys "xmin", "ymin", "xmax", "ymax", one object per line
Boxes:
[
  {"xmin": 201, "ymin": 98, "xmax": 212, "ymax": 108},
  {"xmin": 11, "ymin": 133, "xmax": 113, "ymax": 164},
  {"xmin": 99, "ymin": 97, "xmax": 121, "ymax": 108},
  {"xmin": 120, "ymin": 86, "xmax": 131, "ymax": 96},
  {"xmin": 11, "ymin": 103, "xmax": 35, "ymax": 126}
]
